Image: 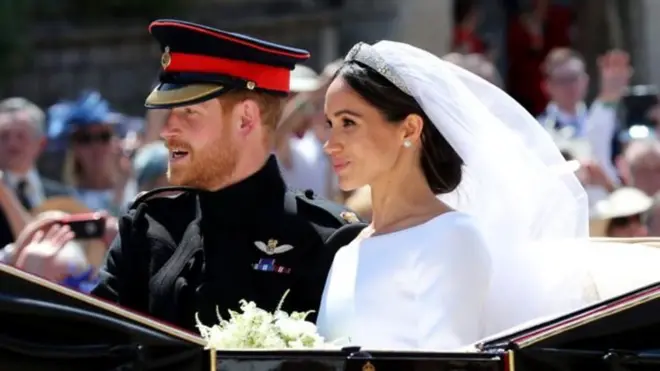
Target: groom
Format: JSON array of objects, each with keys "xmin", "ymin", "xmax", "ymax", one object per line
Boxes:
[{"xmin": 91, "ymin": 19, "xmax": 365, "ymax": 331}]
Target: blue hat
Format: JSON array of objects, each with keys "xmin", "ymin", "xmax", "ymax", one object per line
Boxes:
[
  {"xmin": 116, "ymin": 116, "xmax": 145, "ymax": 139},
  {"xmin": 145, "ymin": 19, "xmax": 310, "ymax": 109},
  {"xmin": 133, "ymin": 141, "xmax": 169, "ymax": 186},
  {"xmin": 47, "ymin": 91, "xmax": 119, "ymax": 140}
]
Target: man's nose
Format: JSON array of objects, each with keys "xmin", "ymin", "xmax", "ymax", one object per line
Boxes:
[
  {"xmin": 7, "ymin": 140, "xmax": 25, "ymax": 152},
  {"xmin": 160, "ymin": 115, "xmax": 181, "ymax": 140}
]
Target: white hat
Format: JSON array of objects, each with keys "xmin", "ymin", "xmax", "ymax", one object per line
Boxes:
[
  {"xmin": 547, "ymin": 125, "xmax": 592, "ymax": 160},
  {"xmin": 590, "ymin": 187, "xmax": 653, "ymax": 236},
  {"xmin": 289, "ymin": 64, "xmax": 321, "ymax": 93},
  {"xmin": 593, "ymin": 187, "xmax": 653, "ymax": 220}
]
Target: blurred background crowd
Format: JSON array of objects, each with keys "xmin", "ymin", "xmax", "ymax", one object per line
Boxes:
[{"xmin": 1, "ymin": 0, "xmax": 660, "ymax": 289}]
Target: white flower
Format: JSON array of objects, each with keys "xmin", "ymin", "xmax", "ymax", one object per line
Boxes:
[{"xmin": 195, "ymin": 289, "xmax": 337, "ymax": 350}]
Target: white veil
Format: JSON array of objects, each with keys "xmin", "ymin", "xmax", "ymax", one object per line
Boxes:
[{"xmin": 345, "ymin": 41, "xmax": 591, "ymax": 336}]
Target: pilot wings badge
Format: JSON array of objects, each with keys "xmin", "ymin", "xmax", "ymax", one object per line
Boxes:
[{"xmin": 254, "ymin": 239, "xmax": 294, "ymax": 255}]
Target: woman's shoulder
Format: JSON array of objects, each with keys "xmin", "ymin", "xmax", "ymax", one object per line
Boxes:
[{"xmin": 421, "ymin": 211, "xmax": 491, "ymax": 263}]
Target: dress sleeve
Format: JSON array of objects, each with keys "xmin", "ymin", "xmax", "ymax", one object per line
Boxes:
[{"xmin": 414, "ymin": 215, "xmax": 492, "ymax": 349}]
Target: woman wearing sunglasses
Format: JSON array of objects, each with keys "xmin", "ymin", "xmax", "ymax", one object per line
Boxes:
[{"xmin": 47, "ymin": 91, "xmax": 135, "ymax": 215}]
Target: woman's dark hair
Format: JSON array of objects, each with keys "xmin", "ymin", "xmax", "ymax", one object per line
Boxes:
[{"xmin": 334, "ymin": 61, "xmax": 464, "ymax": 195}]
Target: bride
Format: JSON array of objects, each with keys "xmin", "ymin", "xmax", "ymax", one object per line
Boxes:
[{"xmin": 315, "ymin": 40, "xmax": 592, "ymax": 350}]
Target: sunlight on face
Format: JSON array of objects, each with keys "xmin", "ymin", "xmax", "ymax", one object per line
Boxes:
[
  {"xmin": 0, "ymin": 112, "xmax": 43, "ymax": 172},
  {"xmin": 546, "ymin": 59, "xmax": 588, "ymax": 106},
  {"xmin": 323, "ymin": 77, "xmax": 404, "ymax": 191},
  {"xmin": 71, "ymin": 124, "xmax": 115, "ymax": 175},
  {"xmin": 160, "ymin": 98, "xmax": 238, "ymax": 189}
]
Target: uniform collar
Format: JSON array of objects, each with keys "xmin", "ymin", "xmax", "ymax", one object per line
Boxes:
[{"xmin": 198, "ymin": 155, "xmax": 286, "ymax": 217}]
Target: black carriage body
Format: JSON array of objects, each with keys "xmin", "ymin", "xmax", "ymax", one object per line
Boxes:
[
  {"xmin": 1, "ymin": 262, "xmax": 659, "ymax": 371},
  {"xmin": 478, "ymin": 281, "xmax": 660, "ymax": 371}
]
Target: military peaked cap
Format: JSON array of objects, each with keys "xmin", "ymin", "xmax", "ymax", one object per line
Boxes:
[{"xmin": 145, "ymin": 19, "xmax": 311, "ymax": 109}]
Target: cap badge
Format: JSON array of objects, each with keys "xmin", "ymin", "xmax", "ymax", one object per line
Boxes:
[
  {"xmin": 362, "ymin": 361, "xmax": 375, "ymax": 371},
  {"xmin": 340, "ymin": 211, "xmax": 360, "ymax": 224},
  {"xmin": 246, "ymin": 81, "xmax": 256, "ymax": 90},
  {"xmin": 161, "ymin": 46, "xmax": 172, "ymax": 69},
  {"xmin": 254, "ymin": 239, "xmax": 294, "ymax": 255}
]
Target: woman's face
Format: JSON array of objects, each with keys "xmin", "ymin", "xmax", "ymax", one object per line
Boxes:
[
  {"xmin": 71, "ymin": 124, "xmax": 116, "ymax": 171},
  {"xmin": 324, "ymin": 77, "xmax": 406, "ymax": 191}
]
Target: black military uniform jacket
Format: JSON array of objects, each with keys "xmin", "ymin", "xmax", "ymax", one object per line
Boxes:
[{"xmin": 92, "ymin": 156, "xmax": 365, "ymax": 331}]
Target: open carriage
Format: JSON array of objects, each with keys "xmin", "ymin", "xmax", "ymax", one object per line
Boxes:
[{"xmin": 2, "ymin": 238, "xmax": 660, "ymax": 371}]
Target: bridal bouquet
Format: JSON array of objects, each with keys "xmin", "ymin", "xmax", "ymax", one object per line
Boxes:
[{"xmin": 195, "ymin": 290, "xmax": 335, "ymax": 349}]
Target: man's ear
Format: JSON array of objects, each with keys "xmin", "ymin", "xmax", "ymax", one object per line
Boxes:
[
  {"xmin": 37, "ymin": 136, "xmax": 47, "ymax": 154},
  {"xmin": 541, "ymin": 80, "xmax": 550, "ymax": 96},
  {"xmin": 235, "ymin": 99, "xmax": 261, "ymax": 137}
]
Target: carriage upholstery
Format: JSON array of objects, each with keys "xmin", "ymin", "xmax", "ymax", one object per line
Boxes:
[
  {"xmin": 579, "ymin": 237, "xmax": 660, "ymax": 303},
  {"xmin": 589, "ymin": 236, "xmax": 660, "ymax": 249}
]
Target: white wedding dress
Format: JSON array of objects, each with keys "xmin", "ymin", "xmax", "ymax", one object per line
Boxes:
[
  {"xmin": 316, "ymin": 213, "xmax": 660, "ymax": 351},
  {"xmin": 316, "ymin": 212, "xmax": 492, "ymax": 350}
]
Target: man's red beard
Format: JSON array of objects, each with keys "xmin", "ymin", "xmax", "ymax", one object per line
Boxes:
[{"xmin": 166, "ymin": 137, "xmax": 238, "ymax": 190}]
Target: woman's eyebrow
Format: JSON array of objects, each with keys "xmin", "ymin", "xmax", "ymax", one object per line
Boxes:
[{"xmin": 332, "ymin": 109, "xmax": 362, "ymax": 117}]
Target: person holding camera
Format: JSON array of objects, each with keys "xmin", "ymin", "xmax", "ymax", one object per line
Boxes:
[{"xmin": 1, "ymin": 202, "xmax": 116, "ymax": 291}]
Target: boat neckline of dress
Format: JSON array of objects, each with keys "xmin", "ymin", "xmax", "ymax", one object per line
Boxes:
[{"xmin": 363, "ymin": 210, "xmax": 465, "ymax": 242}]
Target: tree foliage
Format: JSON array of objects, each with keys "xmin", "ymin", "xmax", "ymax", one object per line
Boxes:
[{"xmin": 0, "ymin": 1, "xmax": 31, "ymax": 79}]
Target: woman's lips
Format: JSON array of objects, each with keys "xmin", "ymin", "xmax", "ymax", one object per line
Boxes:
[{"xmin": 332, "ymin": 160, "xmax": 350, "ymax": 172}]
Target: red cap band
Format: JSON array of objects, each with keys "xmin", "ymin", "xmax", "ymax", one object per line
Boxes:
[{"xmin": 166, "ymin": 52, "xmax": 291, "ymax": 92}]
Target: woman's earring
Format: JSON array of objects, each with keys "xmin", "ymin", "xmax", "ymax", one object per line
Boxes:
[{"xmin": 403, "ymin": 139, "xmax": 412, "ymax": 148}]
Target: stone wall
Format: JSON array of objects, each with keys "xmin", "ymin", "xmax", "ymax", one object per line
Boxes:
[
  {"xmin": 0, "ymin": 0, "xmax": 455, "ymax": 116},
  {"xmin": 635, "ymin": 0, "xmax": 660, "ymax": 88},
  {"xmin": 389, "ymin": 0, "xmax": 453, "ymax": 57},
  {"xmin": 0, "ymin": 10, "xmax": 344, "ymax": 116}
]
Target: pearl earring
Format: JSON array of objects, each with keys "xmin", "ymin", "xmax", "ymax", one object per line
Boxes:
[{"xmin": 403, "ymin": 139, "xmax": 412, "ymax": 148}]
